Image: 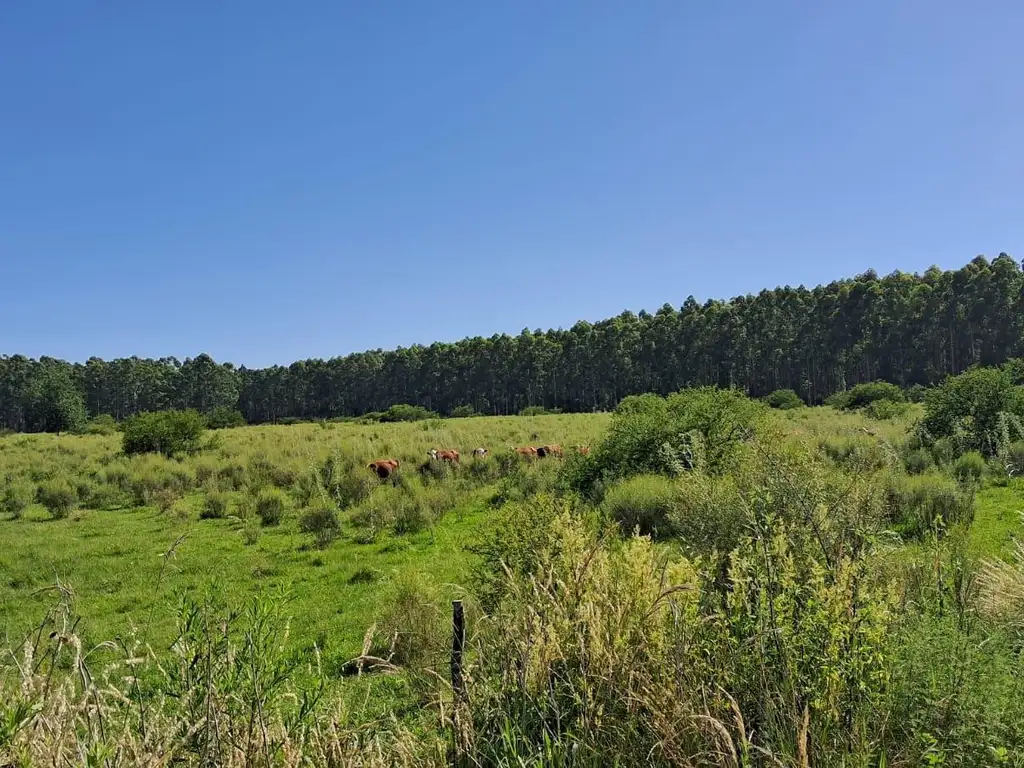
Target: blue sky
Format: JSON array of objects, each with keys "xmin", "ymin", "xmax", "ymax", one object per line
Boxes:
[{"xmin": 1, "ymin": 2, "xmax": 1022, "ymax": 367}]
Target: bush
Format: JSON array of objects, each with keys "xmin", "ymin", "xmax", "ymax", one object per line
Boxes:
[
  {"xmin": 200, "ymin": 490, "xmax": 229, "ymax": 520},
  {"xmin": 36, "ymin": 479, "xmax": 77, "ymax": 519},
  {"xmin": 1006, "ymin": 441, "xmax": 1024, "ymax": 477},
  {"xmin": 953, "ymin": 451, "xmax": 986, "ymax": 485},
  {"xmin": 2, "ymin": 479, "xmax": 35, "ymax": 518},
  {"xmin": 922, "ymin": 366, "xmax": 1024, "ymax": 456},
  {"xmin": 376, "ymin": 404, "xmax": 438, "ymax": 423},
  {"xmin": 122, "ymin": 410, "xmax": 206, "ymax": 457},
  {"xmin": 254, "ymin": 487, "xmax": 286, "ymax": 526},
  {"xmin": 930, "ymin": 437, "xmax": 956, "ymax": 466},
  {"xmin": 903, "ymin": 448, "xmax": 934, "ymax": 475},
  {"xmin": 885, "ymin": 474, "xmax": 974, "ymax": 539},
  {"xmin": 601, "ymin": 475, "xmax": 678, "ymax": 537},
  {"xmin": 299, "ymin": 505, "xmax": 341, "ymax": 548},
  {"xmin": 763, "ymin": 388, "xmax": 804, "ymax": 410},
  {"xmin": 84, "ymin": 414, "xmax": 118, "ymax": 435},
  {"xmin": 568, "ymin": 387, "xmax": 763, "ymax": 495},
  {"xmin": 450, "ymin": 404, "xmax": 478, "ymax": 418},
  {"xmin": 374, "ymin": 573, "xmax": 445, "ymax": 670},
  {"xmin": 668, "ymin": 472, "xmax": 748, "ymax": 555},
  {"xmin": 319, "ymin": 456, "xmax": 374, "ymax": 509},
  {"xmin": 828, "ymin": 381, "xmax": 905, "ymax": 410},
  {"xmin": 205, "ymin": 406, "xmax": 246, "ymax": 429},
  {"xmin": 865, "ymin": 399, "xmax": 910, "ymax": 420},
  {"xmin": 906, "ymin": 383, "xmax": 928, "ymax": 403}
]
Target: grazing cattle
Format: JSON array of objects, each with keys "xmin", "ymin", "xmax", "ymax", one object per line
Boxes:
[
  {"xmin": 428, "ymin": 448, "xmax": 460, "ymax": 464},
  {"xmin": 368, "ymin": 459, "xmax": 400, "ymax": 479},
  {"xmin": 536, "ymin": 444, "xmax": 563, "ymax": 458},
  {"xmin": 513, "ymin": 445, "xmax": 538, "ymax": 458},
  {"xmin": 576, "ymin": 445, "xmax": 591, "ymax": 456},
  {"xmin": 472, "ymin": 447, "xmax": 489, "ymax": 458}
]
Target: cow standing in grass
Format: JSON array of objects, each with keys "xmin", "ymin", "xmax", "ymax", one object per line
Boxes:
[
  {"xmin": 428, "ymin": 449, "xmax": 460, "ymax": 464},
  {"xmin": 368, "ymin": 459, "xmax": 400, "ymax": 479}
]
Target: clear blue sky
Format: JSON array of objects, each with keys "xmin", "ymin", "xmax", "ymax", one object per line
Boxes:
[{"xmin": 2, "ymin": 2, "xmax": 1022, "ymax": 367}]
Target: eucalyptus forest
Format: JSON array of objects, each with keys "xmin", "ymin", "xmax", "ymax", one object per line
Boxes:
[{"xmin": 2, "ymin": 253, "xmax": 1022, "ymax": 431}]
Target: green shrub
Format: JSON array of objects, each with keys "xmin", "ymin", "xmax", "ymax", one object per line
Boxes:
[
  {"xmin": 569, "ymin": 387, "xmax": 763, "ymax": 495},
  {"xmin": 377, "ymin": 404, "xmax": 438, "ymax": 423},
  {"xmin": 205, "ymin": 406, "xmax": 247, "ymax": 429},
  {"xmin": 931, "ymin": 437, "xmax": 956, "ymax": 466},
  {"xmin": 953, "ymin": 451, "xmax": 986, "ymax": 485},
  {"xmin": 820, "ymin": 435, "xmax": 891, "ymax": 472},
  {"xmin": 1006, "ymin": 441, "xmax": 1024, "ymax": 477},
  {"xmin": 254, "ymin": 487, "xmax": 286, "ymax": 526},
  {"xmin": 601, "ymin": 475, "xmax": 678, "ymax": 537},
  {"xmin": 374, "ymin": 572, "xmax": 445, "ymax": 669},
  {"xmin": 865, "ymin": 399, "xmax": 910, "ymax": 420},
  {"xmin": 200, "ymin": 490, "xmax": 229, "ymax": 520},
  {"xmin": 903, "ymin": 448, "xmax": 933, "ymax": 475},
  {"xmin": 763, "ymin": 388, "xmax": 804, "ymax": 410},
  {"xmin": 84, "ymin": 413, "xmax": 118, "ymax": 435},
  {"xmin": 36, "ymin": 479, "xmax": 77, "ymax": 519},
  {"xmin": 122, "ymin": 410, "xmax": 206, "ymax": 457},
  {"xmin": 2, "ymin": 479, "xmax": 35, "ymax": 518},
  {"xmin": 450, "ymin": 404, "xmax": 478, "ymax": 418},
  {"xmin": 299, "ymin": 505, "xmax": 341, "ymax": 548},
  {"xmin": 319, "ymin": 457, "xmax": 373, "ymax": 509},
  {"xmin": 906, "ymin": 383, "xmax": 928, "ymax": 403},
  {"xmin": 828, "ymin": 381, "xmax": 906, "ymax": 410},
  {"xmin": 885, "ymin": 474, "xmax": 974, "ymax": 539},
  {"xmin": 922, "ymin": 366, "xmax": 1024, "ymax": 456},
  {"xmin": 668, "ymin": 472, "xmax": 748, "ymax": 555}
]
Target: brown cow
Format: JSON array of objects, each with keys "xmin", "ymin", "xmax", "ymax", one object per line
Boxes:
[
  {"xmin": 368, "ymin": 459, "xmax": 400, "ymax": 479},
  {"xmin": 428, "ymin": 448, "xmax": 460, "ymax": 464},
  {"xmin": 576, "ymin": 445, "xmax": 591, "ymax": 456},
  {"xmin": 536, "ymin": 444, "xmax": 563, "ymax": 458},
  {"xmin": 513, "ymin": 445, "xmax": 538, "ymax": 458}
]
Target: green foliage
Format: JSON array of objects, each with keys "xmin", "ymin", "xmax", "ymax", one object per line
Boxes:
[
  {"xmin": 885, "ymin": 474, "xmax": 974, "ymax": 539},
  {"xmin": 601, "ymin": 475, "xmax": 677, "ymax": 537},
  {"xmin": 2, "ymin": 479, "xmax": 35, "ymax": 518},
  {"xmin": 36, "ymin": 479, "xmax": 77, "ymax": 519},
  {"xmin": 953, "ymin": 451, "xmax": 986, "ymax": 485},
  {"xmin": 907, "ymin": 383, "xmax": 929, "ymax": 403},
  {"xmin": 122, "ymin": 409, "xmax": 207, "ymax": 457},
  {"xmin": 763, "ymin": 388, "xmax": 805, "ymax": 409},
  {"xmin": 200, "ymin": 490, "xmax": 229, "ymax": 519},
  {"xmin": 298, "ymin": 504, "xmax": 341, "ymax": 548},
  {"xmin": 569, "ymin": 387, "xmax": 763, "ymax": 494},
  {"xmin": 865, "ymin": 398, "xmax": 911, "ymax": 420},
  {"xmin": 450, "ymin": 404, "xmax": 478, "ymax": 418},
  {"xmin": 828, "ymin": 380, "xmax": 906, "ymax": 410},
  {"xmin": 1006, "ymin": 441, "xmax": 1024, "ymax": 477},
  {"xmin": 83, "ymin": 414, "xmax": 117, "ymax": 435},
  {"xmin": 24, "ymin": 365, "xmax": 87, "ymax": 434},
  {"xmin": 376, "ymin": 404, "xmax": 438, "ymax": 423},
  {"xmin": 254, "ymin": 487, "xmax": 286, "ymax": 526},
  {"xmin": 903, "ymin": 447, "xmax": 934, "ymax": 475},
  {"xmin": 470, "ymin": 493, "xmax": 576, "ymax": 611},
  {"xmin": 205, "ymin": 406, "xmax": 246, "ymax": 429},
  {"xmin": 923, "ymin": 366, "xmax": 1024, "ymax": 456}
]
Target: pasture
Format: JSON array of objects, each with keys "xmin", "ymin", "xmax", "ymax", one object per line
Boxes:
[{"xmin": 2, "ymin": 400, "xmax": 1024, "ymax": 766}]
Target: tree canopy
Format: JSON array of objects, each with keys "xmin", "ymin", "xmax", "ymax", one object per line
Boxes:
[{"xmin": 2, "ymin": 255, "xmax": 1023, "ymax": 431}]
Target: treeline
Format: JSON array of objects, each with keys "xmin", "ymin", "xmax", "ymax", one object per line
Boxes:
[{"xmin": 2, "ymin": 254, "xmax": 1022, "ymax": 430}]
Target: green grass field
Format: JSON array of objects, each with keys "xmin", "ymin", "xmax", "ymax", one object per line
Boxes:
[
  {"xmin": 3, "ymin": 404, "xmax": 1024, "ymax": 764},
  {"xmin": 0, "ymin": 415, "xmax": 608, "ymax": 667}
]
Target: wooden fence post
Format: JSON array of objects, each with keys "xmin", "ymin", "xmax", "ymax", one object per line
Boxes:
[{"xmin": 450, "ymin": 599, "xmax": 466, "ymax": 702}]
